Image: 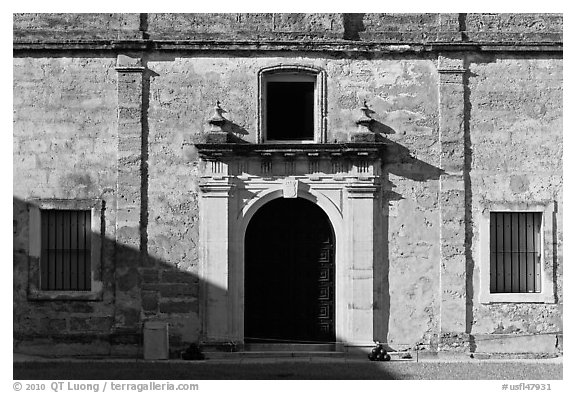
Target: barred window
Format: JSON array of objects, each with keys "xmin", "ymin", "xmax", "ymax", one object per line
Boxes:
[
  {"xmin": 40, "ymin": 210, "xmax": 91, "ymax": 291},
  {"xmin": 490, "ymin": 212, "xmax": 542, "ymax": 294}
]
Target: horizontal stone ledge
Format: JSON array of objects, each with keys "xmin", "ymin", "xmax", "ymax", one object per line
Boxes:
[
  {"xmin": 193, "ymin": 142, "xmax": 387, "ymax": 160},
  {"xmin": 13, "ymin": 40, "xmax": 563, "ymax": 53}
]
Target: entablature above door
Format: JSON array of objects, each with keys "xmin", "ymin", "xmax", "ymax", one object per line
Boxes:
[{"xmin": 191, "ymin": 142, "xmax": 388, "ymax": 180}]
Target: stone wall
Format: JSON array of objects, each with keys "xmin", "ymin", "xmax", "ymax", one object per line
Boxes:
[
  {"xmin": 13, "ymin": 13, "xmax": 562, "ymax": 356},
  {"xmin": 465, "ymin": 13, "xmax": 563, "ymax": 42},
  {"xmin": 13, "ymin": 55, "xmax": 119, "ymax": 354},
  {"xmin": 13, "ymin": 13, "xmax": 142, "ymax": 41},
  {"xmin": 13, "ymin": 13, "xmax": 562, "ymax": 45},
  {"xmin": 468, "ymin": 54, "xmax": 563, "ymax": 352},
  {"xmin": 143, "ymin": 53, "xmax": 441, "ymax": 348}
]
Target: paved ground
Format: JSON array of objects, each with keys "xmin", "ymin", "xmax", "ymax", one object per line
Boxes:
[{"xmin": 13, "ymin": 355, "xmax": 563, "ymax": 380}]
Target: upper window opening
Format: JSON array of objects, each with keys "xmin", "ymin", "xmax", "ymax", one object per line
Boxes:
[
  {"xmin": 267, "ymin": 81, "xmax": 315, "ymax": 141},
  {"xmin": 259, "ymin": 66, "xmax": 326, "ymax": 143}
]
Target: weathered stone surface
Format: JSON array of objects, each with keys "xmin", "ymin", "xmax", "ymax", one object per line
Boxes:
[
  {"xmin": 468, "ymin": 55, "xmax": 562, "ymax": 338},
  {"xmin": 161, "ymin": 270, "xmax": 198, "ymax": 284},
  {"xmin": 13, "ymin": 13, "xmax": 562, "ymax": 51},
  {"xmin": 13, "ymin": 56, "xmax": 118, "ymax": 350},
  {"xmin": 141, "ymin": 291, "xmax": 159, "ymax": 312},
  {"xmin": 13, "ymin": 13, "xmax": 141, "ymax": 41},
  {"xmin": 474, "ymin": 333, "xmax": 558, "ymax": 354},
  {"xmin": 142, "ymin": 269, "xmax": 159, "ymax": 283},
  {"xmin": 159, "ymin": 300, "xmax": 197, "ymax": 314},
  {"xmin": 114, "ymin": 61, "xmax": 144, "ymax": 332},
  {"xmin": 466, "ymin": 13, "xmax": 562, "ymax": 42},
  {"xmin": 70, "ymin": 317, "xmax": 112, "ymax": 332},
  {"xmin": 143, "ymin": 283, "xmax": 197, "ymax": 298}
]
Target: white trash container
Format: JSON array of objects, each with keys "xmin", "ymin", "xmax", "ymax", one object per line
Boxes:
[{"xmin": 143, "ymin": 321, "xmax": 169, "ymax": 360}]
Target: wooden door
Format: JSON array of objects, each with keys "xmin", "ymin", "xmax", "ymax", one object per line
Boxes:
[{"xmin": 245, "ymin": 198, "xmax": 335, "ymax": 343}]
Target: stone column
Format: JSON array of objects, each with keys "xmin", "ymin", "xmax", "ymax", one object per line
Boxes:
[
  {"xmin": 438, "ymin": 54, "xmax": 467, "ymax": 340},
  {"xmin": 114, "ymin": 54, "xmax": 145, "ymax": 334},
  {"xmin": 198, "ymin": 163, "xmax": 234, "ymax": 345},
  {"xmin": 344, "ymin": 181, "xmax": 379, "ymax": 349}
]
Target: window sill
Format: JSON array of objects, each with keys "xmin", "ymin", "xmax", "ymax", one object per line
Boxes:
[
  {"xmin": 479, "ymin": 292, "xmax": 555, "ymax": 304},
  {"xmin": 28, "ymin": 289, "xmax": 103, "ymax": 301}
]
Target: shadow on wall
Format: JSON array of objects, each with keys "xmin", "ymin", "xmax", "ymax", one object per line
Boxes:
[
  {"xmin": 342, "ymin": 13, "xmax": 366, "ymax": 41},
  {"xmin": 13, "ymin": 195, "xmax": 212, "ymax": 358},
  {"xmin": 13, "ymin": 123, "xmax": 446, "ymax": 358},
  {"xmin": 13, "ymin": 195, "xmax": 391, "ymax": 358},
  {"xmin": 13, "ymin": 197, "xmax": 404, "ymax": 380},
  {"xmin": 375, "ymin": 129, "xmax": 445, "ymax": 350}
]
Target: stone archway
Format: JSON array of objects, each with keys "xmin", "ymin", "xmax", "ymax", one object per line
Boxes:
[
  {"xmin": 244, "ymin": 197, "xmax": 335, "ymax": 343},
  {"xmin": 195, "ymin": 142, "xmax": 385, "ymax": 353}
]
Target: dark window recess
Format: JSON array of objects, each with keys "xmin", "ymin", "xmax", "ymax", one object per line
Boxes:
[
  {"xmin": 266, "ymin": 81, "xmax": 314, "ymax": 141},
  {"xmin": 490, "ymin": 212, "xmax": 542, "ymax": 294},
  {"xmin": 40, "ymin": 210, "xmax": 91, "ymax": 291}
]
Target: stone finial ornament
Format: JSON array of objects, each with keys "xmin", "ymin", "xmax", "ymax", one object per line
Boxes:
[
  {"xmin": 208, "ymin": 101, "xmax": 227, "ymax": 130},
  {"xmin": 205, "ymin": 101, "xmax": 230, "ymax": 143},
  {"xmin": 356, "ymin": 100, "xmax": 374, "ymax": 129},
  {"xmin": 352, "ymin": 100, "xmax": 377, "ymax": 142}
]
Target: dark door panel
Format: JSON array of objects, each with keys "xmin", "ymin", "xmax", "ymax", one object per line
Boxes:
[{"xmin": 245, "ymin": 198, "xmax": 335, "ymax": 343}]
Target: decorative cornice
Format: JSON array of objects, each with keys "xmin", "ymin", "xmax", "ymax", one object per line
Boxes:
[
  {"xmin": 13, "ymin": 40, "xmax": 563, "ymax": 54},
  {"xmin": 193, "ymin": 142, "xmax": 387, "ymax": 160}
]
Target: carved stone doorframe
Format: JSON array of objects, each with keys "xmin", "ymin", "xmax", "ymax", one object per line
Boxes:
[{"xmin": 194, "ymin": 143, "xmax": 386, "ymax": 352}]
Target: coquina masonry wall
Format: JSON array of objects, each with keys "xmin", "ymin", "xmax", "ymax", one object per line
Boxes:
[
  {"xmin": 13, "ymin": 55, "xmax": 119, "ymax": 354},
  {"xmin": 468, "ymin": 55, "xmax": 563, "ymax": 352},
  {"xmin": 13, "ymin": 13, "xmax": 562, "ymax": 356}
]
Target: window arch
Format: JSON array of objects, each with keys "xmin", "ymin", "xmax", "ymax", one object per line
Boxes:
[{"xmin": 258, "ymin": 65, "xmax": 327, "ymax": 143}]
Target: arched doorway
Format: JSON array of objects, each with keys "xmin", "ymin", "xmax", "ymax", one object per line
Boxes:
[{"xmin": 244, "ymin": 197, "xmax": 335, "ymax": 343}]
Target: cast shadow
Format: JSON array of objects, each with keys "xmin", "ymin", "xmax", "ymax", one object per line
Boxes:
[
  {"xmin": 223, "ymin": 120, "xmax": 250, "ymax": 144},
  {"xmin": 374, "ymin": 125, "xmax": 445, "ymax": 352},
  {"xmin": 12, "ymin": 196, "xmax": 214, "ymax": 359},
  {"xmin": 342, "ymin": 13, "xmax": 366, "ymax": 41},
  {"xmin": 13, "ymin": 196, "xmax": 404, "ymax": 380}
]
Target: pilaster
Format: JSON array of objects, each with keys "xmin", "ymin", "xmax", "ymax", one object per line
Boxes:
[
  {"xmin": 344, "ymin": 182, "xmax": 379, "ymax": 348},
  {"xmin": 114, "ymin": 54, "xmax": 145, "ymax": 332},
  {"xmin": 438, "ymin": 53, "xmax": 467, "ymax": 336},
  {"xmin": 198, "ymin": 179, "xmax": 235, "ymax": 343}
]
